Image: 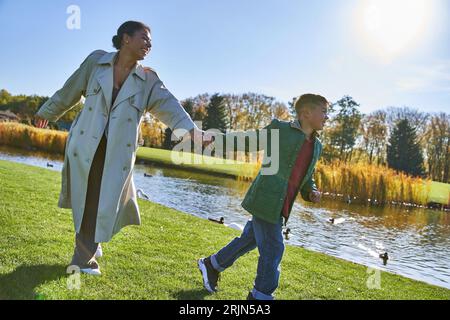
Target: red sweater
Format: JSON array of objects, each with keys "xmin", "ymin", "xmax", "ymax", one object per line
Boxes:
[{"xmin": 281, "ymin": 137, "xmax": 315, "ymax": 219}]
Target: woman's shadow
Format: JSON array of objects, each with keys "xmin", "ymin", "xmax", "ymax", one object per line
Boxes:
[{"xmin": 0, "ymin": 264, "xmax": 67, "ymax": 300}]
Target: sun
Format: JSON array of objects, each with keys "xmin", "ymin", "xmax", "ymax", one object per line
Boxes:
[{"xmin": 356, "ymin": 0, "xmax": 433, "ymax": 61}]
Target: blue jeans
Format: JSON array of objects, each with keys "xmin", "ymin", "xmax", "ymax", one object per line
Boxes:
[{"xmin": 211, "ymin": 216, "xmax": 285, "ymax": 300}]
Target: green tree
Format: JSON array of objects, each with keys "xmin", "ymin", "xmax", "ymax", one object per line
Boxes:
[
  {"xmin": 162, "ymin": 99, "xmax": 195, "ymax": 150},
  {"xmin": 203, "ymin": 93, "xmax": 228, "ymax": 133},
  {"xmin": 387, "ymin": 119, "xmax": 425, "ymax": 177},
  {"xmin": 324, "ymin": 96, "xmax": 362, "ymax": 162},
  {"xmin": 0, "ymin": 89, "xmax": 12, "ymax": 105}
]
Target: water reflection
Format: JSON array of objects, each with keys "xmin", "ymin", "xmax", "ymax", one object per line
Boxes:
[{"xmin": 1, "ymin": 145, "xmax": 449, "ymax": 290}]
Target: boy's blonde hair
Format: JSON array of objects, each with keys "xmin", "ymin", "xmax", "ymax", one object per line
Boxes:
[{"xmin": 294, "ymin": 94, "xmax": 329, "ymax": 115}]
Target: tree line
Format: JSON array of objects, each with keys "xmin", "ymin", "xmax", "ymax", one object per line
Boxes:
[{"xmin": 1, "ymin": 89, "xmax": 448, "ymax": 183}]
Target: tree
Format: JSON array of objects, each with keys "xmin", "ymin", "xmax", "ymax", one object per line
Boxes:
[
  {"xmin": 162, "ymin": 99, "xmax": 195, "ymax": 150},
  {"xmin": 225, "ymin": 93, "xmax": 286, "ymax": 131},
  {"xmin": 0, "ymin": 89, "xmax": 12, "ymax": 105},
  {"xmin": 385, "ymin": 106, "xmax": 429, "ymax": 144},
  {"xmin": 162, "ymin": 127, "xmax": 175, "ymax": 150},
  {"xmin": 387, "ymin": 119, "xmax": 425, "ymax": 177},
  {"xmin": 424, "ymin": 113, "xmax": 450, "ymax": 183},
  {"xmin": 323, "ymin": 96, "xmax": 362, "ymax": 162},
  {"xmin": 360, "ymin": 110, "xmax": 388, "ymax": 165},
  {"xmin": 203, "ymin": 93, "xmax": 229, "ymax": 133},
  {"xmin": 182, "ymin": 98, "xmax": 195, "ymax": 119}
]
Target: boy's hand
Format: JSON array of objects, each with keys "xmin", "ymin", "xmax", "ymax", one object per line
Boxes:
[
  {"xmin": 309, "ymin": 190, "xmax": 322, "ymax": 203},
  {"xmin": 33, "ymin": 114, "xmax": 48, "ymax": 129},
  {"xmin": 188, "ymin": 128, "xmax": 215, "ymax": 148},
  {"xmin": 202, "ymin": 131, "xmax": 215, "ymax": 148}
]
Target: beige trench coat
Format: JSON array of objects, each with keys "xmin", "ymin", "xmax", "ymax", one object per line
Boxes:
[{"xmin": 37, "ymin": 50, "xmax": 197, "ymax": 242}]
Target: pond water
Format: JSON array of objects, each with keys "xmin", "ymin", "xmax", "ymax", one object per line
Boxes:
[{"xmin": 1, "ymin": 145, "xmax": 449, "ymax": 290}]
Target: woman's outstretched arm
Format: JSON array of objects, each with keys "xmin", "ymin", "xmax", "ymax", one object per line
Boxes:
[{"xmin": 35, "ymin": 50, "xmax": 105, "ymax": 124}]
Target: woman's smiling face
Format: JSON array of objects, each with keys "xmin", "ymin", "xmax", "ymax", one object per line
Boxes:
[{"xmin": 124, "ymin": 28, "xmax": 152, "ymax": 60}]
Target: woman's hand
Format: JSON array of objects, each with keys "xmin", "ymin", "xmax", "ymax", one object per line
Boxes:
[{"xmin": 33, "ymin": 114, "xmax": 49, "ymax": 129}]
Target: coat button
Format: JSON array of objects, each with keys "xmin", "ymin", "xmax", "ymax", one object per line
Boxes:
[
  {"xmin": 127, "ymin": 143, "xmax": 132, "ymax": 147},
  {"xmin": 73, "ymin": 152, "xmax": 78, "ymax": 157},
  {"xmin": 80, "ymin": 130, "xmax": 84, "ymax": 135},
  {"xmin": 88, "ymin": 107, "xmax": 92, "ymax": 111},
  {"xmin": 128, "ymin": 118, "xmax": 132, "ymax": 122},
  {"xmin": 123, "ymin": 166, "xmax": 127, "ymax": 171}
]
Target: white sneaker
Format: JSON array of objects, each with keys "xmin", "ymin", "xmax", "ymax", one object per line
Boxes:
[
  {"xmin": 80, "ymin": 261, "xmax": 101, "ymax": 276},
  {"xmin": 95, "ymin": 244, "xmax": 103, "ymax": 259},
  {"xmin": 80, "ymin": 266, "xmax": 102, "ymax": 276}
]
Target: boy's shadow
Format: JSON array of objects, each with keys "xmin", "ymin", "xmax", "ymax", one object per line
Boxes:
[
  {"xmin": 0, "ymin": 264, "xmax": 67, "ymax": 300},
  {"xmin": 172, "ymin": 288, "xmax": 211, "ymax": 300}
]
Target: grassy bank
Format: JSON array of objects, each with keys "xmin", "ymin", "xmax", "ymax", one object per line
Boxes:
[
  {"xmin": 136, "ymin": 146, "xmax": 260, "ymax": 179},
  {"xmin": 1, "ymin": 122, "xmax": 448, "ymax": 206},
  {"xmin": 0, "ymin": 159, "xmax": 449, "ymax": 300}
]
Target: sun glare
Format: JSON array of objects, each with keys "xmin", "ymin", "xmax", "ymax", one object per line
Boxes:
[{"xmin": 357, "ymin": 0, "xmax": 433, "ymax": 62}]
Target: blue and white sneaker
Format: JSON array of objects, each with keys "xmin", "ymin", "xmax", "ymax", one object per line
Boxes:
[{"xmin": 198, "ymin": 256, "xmax": 221, "ymax": 293}]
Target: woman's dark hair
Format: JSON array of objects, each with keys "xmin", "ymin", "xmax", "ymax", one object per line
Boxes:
[{"xmin": 112, "ymin": 21, "xmax": 151, "ymax": 50}]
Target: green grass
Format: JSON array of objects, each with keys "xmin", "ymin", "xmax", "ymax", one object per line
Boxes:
[
  {"xmin": 136, "ymin": 146, "xmax": 259, "ymax": 179},
  {"xmin": 427, "ymin": 181, "xmax": 450, "ymax": 206},
  {"xmin": 0, "ymin": 159, "xmax": 449, "ymax": 300}
]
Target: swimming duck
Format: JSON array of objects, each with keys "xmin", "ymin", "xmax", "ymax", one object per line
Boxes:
[
  {"xmin": 208, "ymin": 217, "xmax": 224, "ymax": 224},
  {"xmin": 46, "ymin": 162, "xmax": 53, "ymax": 167},
  {"xmin": 144, "ymin": 173, "xmax": 153, "ymax": 178},
  {"xmin": 328, "ymin": 217, "xmax": 346, "ymax": 225},
  {"xmin": 283, "ymin": 228, "xmax": 291, "ymax": 240},
  {"xmin": 379, "ymin": 252, "xmax": 389, "ymax": 265},
  {"xmin": 208, "ymin": 217, "xmax": 244, "ymax": 231}
]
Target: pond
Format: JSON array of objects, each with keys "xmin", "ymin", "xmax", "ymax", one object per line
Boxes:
[{"xmin": 1, "ymin": 145, "xmax": 449, "ymax": 290}]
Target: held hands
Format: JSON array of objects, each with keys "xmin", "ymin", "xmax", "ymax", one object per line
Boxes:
[
  {"xmin": 33, "ymin": 114, "xmax": 49, "ymax": 129},
  {"xmin": 188, "ymin": 128, "xmax": 215, "ymax": 148},
  {"xmin": 202, "ymin": 131, "xmax": 215, "ymax": 148},
  {"xmin": 309, "ymin": 190, "xmax": 322, "ymax": 203}
]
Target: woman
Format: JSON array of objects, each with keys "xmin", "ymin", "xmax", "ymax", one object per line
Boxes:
[{"xmin": 34, "ymin": 21, "xmax": 210, "ymax": 275}]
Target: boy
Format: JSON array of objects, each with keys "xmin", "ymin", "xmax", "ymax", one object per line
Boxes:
[{"xmin": 198, "ymin": 94, "xmax": 329, "ymax": 300}]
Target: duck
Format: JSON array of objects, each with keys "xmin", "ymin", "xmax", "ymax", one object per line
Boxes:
[
  {"xmin": 144, "ymin": 173, "xmax": 153, "ymax": 178},
  {"xmin": 283, "ymin": 228, "xmax": 291, "ymax": 240},
  {"xmin": 208, "ymin": 217, "xmax": 224, "ymax": 224},
  {"xmin": 379, "ymin": 252, "xmax": 389, "ymax": 265},
  {"xmin": 346, "ymin": 195, "xmax": 352, "ymax": 204},
  {"xmin": 46, "ymin": 162, "xmax": 54, "ymax": 168},
  {"xmin": 136, "ymin": 188, "xmax": 149, "ymax": 200},
  {"xmin": 328, "ymin": 217, "xmax": 346, "ymax": 225},
  {"xmin": 208, "ymin": 217, "xmax": 244, "ymax": 231}
]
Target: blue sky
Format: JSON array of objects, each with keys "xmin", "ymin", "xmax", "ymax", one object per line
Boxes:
[{"xmin": 0, "ymin": 0, "xmax": 449, "ymax": 114}]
